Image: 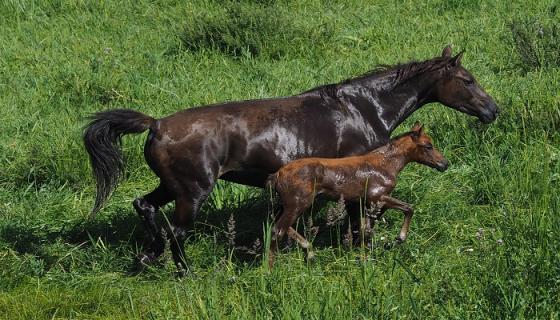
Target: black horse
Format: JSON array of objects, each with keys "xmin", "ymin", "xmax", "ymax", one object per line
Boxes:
[{"xmin": 84, "ymin": 45, "xmax": 498, "ymax": 272}]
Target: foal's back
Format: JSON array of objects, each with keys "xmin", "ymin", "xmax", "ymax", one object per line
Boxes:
[{"xmin": 274, "ymin": 147, "xmax": 394, "ymax": 202}]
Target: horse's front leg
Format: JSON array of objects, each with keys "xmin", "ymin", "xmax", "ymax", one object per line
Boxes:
[{"xmin": 345, "ymin": 201, "xmax": 373, "ymax": 246}]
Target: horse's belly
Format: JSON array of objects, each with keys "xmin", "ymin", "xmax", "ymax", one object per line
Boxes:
[{"xmin": 219, "ymin": 170, "xmax": 269, "ymax": 188}]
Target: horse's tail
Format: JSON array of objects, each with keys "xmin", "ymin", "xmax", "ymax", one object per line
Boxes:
[{"xmin": 83, "ymin": 109, "xmax": 156, "ymax": 217}]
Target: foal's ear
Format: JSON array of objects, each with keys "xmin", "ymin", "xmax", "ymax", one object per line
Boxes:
[
  {"xmin": 449, "ymin": 51, "xmax": 464, "ymax": 67},
  {"xmin": 411, "ymin": 121, "xmax": 423, "ymax": 137},
  {"xmin": 442, "ymin": 45, "xmax": 452, "ymax": 58},
  {"xmin": 411, "ymin": 121, "xmax": 422, "ymax": 132}
]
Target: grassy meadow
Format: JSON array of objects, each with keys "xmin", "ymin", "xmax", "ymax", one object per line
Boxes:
[{"xmin": 1, "ymin": 0, "xmax": 559, "ymax": 318}]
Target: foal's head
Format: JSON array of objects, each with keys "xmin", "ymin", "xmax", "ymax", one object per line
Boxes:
[
  {"xmin": 403, "ymin": 122, "xmax": 448, "ymax": 172},
  {"xmin": 432, "ymin": 45, "xmax": 499, "ymax": 124}
]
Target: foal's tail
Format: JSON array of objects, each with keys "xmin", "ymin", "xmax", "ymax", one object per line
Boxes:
[
  {"xmin": 265, "ymin": 173, "xmax": 280, "ymax": 216},
  {"xmin": 83, "ymin": 109, "xmax": 156, "ymax": 217},
  {"xmin": 266, "ymin": 173, "xmax": 278, "ymax": 190}
]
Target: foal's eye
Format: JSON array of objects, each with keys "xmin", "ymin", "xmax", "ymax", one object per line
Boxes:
[{"xmin": 424, "ymin": 143, "xmax": 433, "ymax": 150}]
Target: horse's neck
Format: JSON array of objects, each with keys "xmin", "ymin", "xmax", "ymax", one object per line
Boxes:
[
  {"xmin": 339, "ymin": 73, "xmax": 436, "ymax": 134},
  {"xmin": 386, "ymin": 88, "xmax": 424, "ymax": 132}
]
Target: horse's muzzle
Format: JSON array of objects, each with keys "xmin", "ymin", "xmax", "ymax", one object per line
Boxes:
[{"xmin": 479, "ymin": 101, "xmax": 499, "ymax": 124}]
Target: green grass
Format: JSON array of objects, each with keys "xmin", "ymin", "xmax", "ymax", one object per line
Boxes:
[{"xmin": 1, "ymin": 0, "xmax": 559, "ymax": 318}]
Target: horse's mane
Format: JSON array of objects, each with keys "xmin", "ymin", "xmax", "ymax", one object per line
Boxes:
[{"xmin": 302, "ymin": 56, "xmax": 451, "ymax": 96}]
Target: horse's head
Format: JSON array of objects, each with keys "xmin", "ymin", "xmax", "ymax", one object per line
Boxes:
[
  {"xmin": 432, "ymin": 45, "xmax": 499, "ymax": 124},
  {"xmin": 406, "ymin": 122, "xmax": 448, "ymax": 172}
]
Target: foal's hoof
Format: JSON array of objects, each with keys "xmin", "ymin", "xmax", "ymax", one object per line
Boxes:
[
  {"xmin": 305, "ymin": 251, "xmax": 316, "ymax": 263},
  {"xmin": 383, "ymin": 237, "xmax": 405, "ymax": 250},
  {"xmin": 383, "ymin": 242, "xmax": 394, "ymax": 250},
  {"xmin": 383, "ymin": 240, "xmax": 400, "ymax": 250},
  {"xmin": 353, "ymin": 238, "xmax": 373, "ymax": 248}
]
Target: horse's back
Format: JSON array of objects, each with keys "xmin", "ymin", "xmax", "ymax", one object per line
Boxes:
[{"xmin": 144, "ymin": 94, "xmax": 331, "ymax": 180}]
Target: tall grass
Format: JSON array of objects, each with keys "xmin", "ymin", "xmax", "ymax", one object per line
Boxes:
[
  {"xmin": 0, "ymin": 0, "xmax": 559, "ymax": 318},
  {"xmin": 179, "ymin": 1, "xmax": 334, "ymax": 60},
  {"xmin": 510, "ymin": 4, "xmax": 560, "ymax": 72}
]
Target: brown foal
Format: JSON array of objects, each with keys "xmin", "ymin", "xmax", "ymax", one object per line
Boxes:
[{"xmin": 267, "ymin": 122, "xmax": 449, "ymax": 267}]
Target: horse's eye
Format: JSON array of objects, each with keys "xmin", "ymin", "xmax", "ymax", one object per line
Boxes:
[
  {"xmin": 424, "ymin": 143, "xmax": 433, "ymax": 150},
  {"xmin": 463, "ymin": 78, "xmax": 474, "ymax": 85}
]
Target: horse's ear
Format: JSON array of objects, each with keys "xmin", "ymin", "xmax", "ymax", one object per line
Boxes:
[
  {"xmin": 450, "ymin": 51, "xmax": 464, "ymax": 66},
  {"xmin": 442, "ymin": 45, "xmax": 452, "ymax": 58}
]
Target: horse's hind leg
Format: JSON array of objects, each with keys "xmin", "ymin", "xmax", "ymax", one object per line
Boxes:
[
  {"xmin": 168, "ymin": 187, "xmax": 214, "ymax": 275},
  {"xmin": 133, "ymin": 184, "xmax": 173, "ymax": 265},
  {"xmin": 165, "ymin": 163, "xmax": 217, "ymax": 275}
]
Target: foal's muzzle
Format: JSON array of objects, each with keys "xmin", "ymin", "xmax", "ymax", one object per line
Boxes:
[{"xmin": 435, "ymin": 159, "xmax": 449, "ymax": 172}]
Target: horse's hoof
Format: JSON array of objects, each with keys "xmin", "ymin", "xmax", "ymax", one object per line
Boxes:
[
  {"xmin": 175, "ymin": 268, "xmax": 190, "ymax": 278},
  {"xmin": 137, "ymin": 253, "xmax": 157, "ymax": 267}
]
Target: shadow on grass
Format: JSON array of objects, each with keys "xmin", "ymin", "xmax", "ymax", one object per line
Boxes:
[
  {"xmin": 0, "ymin": 194, "xmax": 377, "ymax": 271},
  {"xmin": 0, "ymin": 208, "xmax": 144, "ymax": 256},
  {"xmin": 198, "ymin": 195, "xmax": 359, "ymax": 265}
]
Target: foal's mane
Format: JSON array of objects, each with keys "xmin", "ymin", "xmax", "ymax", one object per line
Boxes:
[
  {"xmin": 366, "ymin": 130, "xmax": 417, "ymax": 155},
  {"xmin": 303, "ymin": 55, "xmax": 452, "ymax": 95},
  {"xmin": 388, "ymin": 130, "xmax": 415, "ymax": 142}
]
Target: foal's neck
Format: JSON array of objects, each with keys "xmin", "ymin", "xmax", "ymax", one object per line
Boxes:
[{"xmin": 369, "ymin": 138, "xmax": 416, "ymax": 175}]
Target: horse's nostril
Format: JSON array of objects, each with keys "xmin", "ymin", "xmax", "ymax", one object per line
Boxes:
[{"xmin": 488, "ymin": 101, "xmax": 499, "ymax": 114}]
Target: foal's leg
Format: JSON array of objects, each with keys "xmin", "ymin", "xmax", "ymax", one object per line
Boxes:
[
  {"xmin": 269, "ymin": 205, "xmax": 306, "ymax": 269},
  {"xmin": 287, "ymin": 227, "xmax": 315, "ymax": 261},
  {"xmin": 379, "ymin": 195, "xmax": 414, "ymax": 242},
  {"xmin": 133, "ymin": 184, "xmax": 173, "ymax": 265}
]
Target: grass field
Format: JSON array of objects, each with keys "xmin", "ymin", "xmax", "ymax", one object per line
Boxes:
[{"xmin": 1, "ymin": 0, "xmax": 559, "ymax": 318}]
